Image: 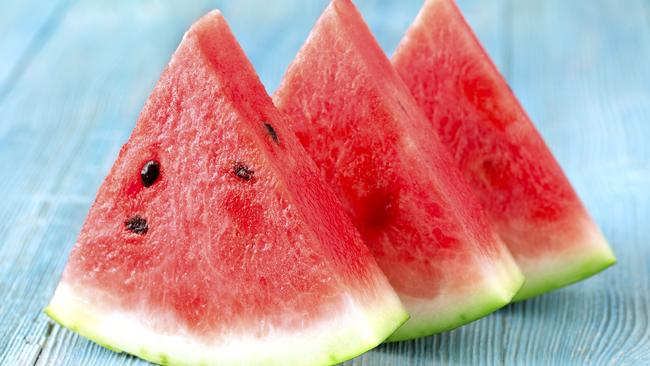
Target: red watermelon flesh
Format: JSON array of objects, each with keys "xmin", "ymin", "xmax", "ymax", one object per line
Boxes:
[
  {"xmin": 392, "ymin": 0, "xmax": 615, "ymax": 300},
  {"xmin": 45, "ymin": 11, "xmax": 408, "ymax": 366},
  {"xmin": 274, "ymin": 0, "xmax": 523, "ymax": 341}
]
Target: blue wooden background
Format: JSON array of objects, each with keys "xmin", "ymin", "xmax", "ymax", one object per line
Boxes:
[{"xmin": 1, "ymin": 0, "xmax": 648, "ymax": 364}]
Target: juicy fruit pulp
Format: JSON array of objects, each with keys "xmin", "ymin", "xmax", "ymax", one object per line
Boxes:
[
  {"xmin": 46, "ymin": 10, "xmax": 408, "ymax": 366},
  {"xmin": 274, "ymin": 0, "xmax": 523, "ymax": 341},
  {"xmin": 392, "ymin": 0, "xmax": 615, "ymax": 300}
]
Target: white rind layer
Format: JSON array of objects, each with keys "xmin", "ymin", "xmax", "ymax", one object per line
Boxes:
[
  {"xmin": 46, "ymin": 281, "xmax": 408, "ymax": 366},
  {"xmin": 388, "ymin": 240, "xmax": 524, "ymax": 341}
]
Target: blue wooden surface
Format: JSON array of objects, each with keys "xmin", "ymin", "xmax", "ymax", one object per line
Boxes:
[{"xmin": 0, "ymin": 0, "xmax": 648, "ymax": 364}]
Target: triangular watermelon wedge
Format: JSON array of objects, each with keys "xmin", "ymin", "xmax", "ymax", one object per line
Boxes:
[
  {"xmin": 392, "ymin": 0, "xmax": 616, "ymax": 300},
  {"xmin": 274, "ymin": 0, "xmax": 524, "ymax": 341},
  {"xmin": 45, "ymin": 11, "xmax": 408, "ymax": 365}
]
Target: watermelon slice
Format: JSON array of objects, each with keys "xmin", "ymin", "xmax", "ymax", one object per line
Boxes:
[
  {"xmin": 45, "ymin": 10, "xmax": 408, "ymax": 365},
  {"xmin": 273, "ymin": 0, "xmax": 523, "ymax": 341},
  {"xmin": 392, "ymin": 0, "xmax": 616, "ymax": 300}
]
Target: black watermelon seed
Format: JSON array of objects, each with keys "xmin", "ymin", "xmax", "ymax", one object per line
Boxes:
[
  {"xmin": 233, "ymin": 162, "xmax": 254, "ymax": 181},
  {"xmin": 263, "ymin": 122, "xmax": 280, "ymax": 144},
  {"xmin": 141, "ymin": 160, "xmax": 160, "ymax": 187},
  {"xmin": 125, "ymin": 215, "xmax": 148, "ymax": 235}
]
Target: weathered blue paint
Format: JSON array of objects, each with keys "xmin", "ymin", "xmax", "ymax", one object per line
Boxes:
[{"xmin": 0, "ymin": 0, "xmax": 647, "ymax": 364}]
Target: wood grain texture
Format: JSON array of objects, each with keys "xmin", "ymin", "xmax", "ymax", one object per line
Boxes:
[
  {"xmin": 0, "ymin": 0, "xmax": 648, "ymax": 365},
  {"xmin": 0, "ymin": 0, "xmax": 71, "ymax": 101}
]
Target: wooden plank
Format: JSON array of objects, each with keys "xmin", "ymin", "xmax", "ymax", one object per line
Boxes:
[{"xmin": 0, "ymin": 0, "xmax": 70, "ymax": 101}]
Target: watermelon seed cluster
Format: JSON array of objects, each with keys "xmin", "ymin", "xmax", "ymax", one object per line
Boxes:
[{"xmin": 123, "ymin": 160, "xmax": 161, "ymax": 236}]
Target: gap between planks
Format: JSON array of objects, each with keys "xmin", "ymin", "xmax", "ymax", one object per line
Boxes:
[{"xmin": 29, "ymin": 321, "xmax": 54, "ymax": 366}]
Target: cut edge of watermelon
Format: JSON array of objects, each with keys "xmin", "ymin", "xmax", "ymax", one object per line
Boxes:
[
  {"xmin": 512, "ymin": 222, "xmax": 616, "ymax": 301},
  {"xmin": 386, "ymin": 244, "xmax": 524, "ymax": 342},
  {"xmin": 45, "ymin": 280, "xmax": 409, "ymax": 366}
]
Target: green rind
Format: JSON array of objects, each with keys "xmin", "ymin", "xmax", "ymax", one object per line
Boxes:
[
  {"xmin": 387, "ymin": 247, "xmax": 525, "ymax": 342},
  {"xmin": 386, "ymin": 293, "xmax": 512, "ymax": 341},
  {"xmin": 323, "ymin": 313, "xmax": 410, "ymax": 365},
  {"xmin": 513, "ymin": 243, "xmax": 616, "ymax": 301},
  {"xmin": 45, "ymin": 282, "xmax": 408, "ymax": 366}
]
